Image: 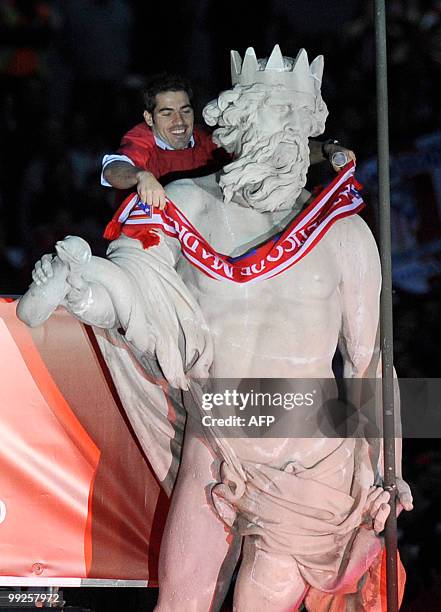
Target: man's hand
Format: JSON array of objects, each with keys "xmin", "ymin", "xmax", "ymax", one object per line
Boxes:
[
  {"xmin": 136, "ymin": 170, "xmax": 167, "ymax": 210},
  {"xmin": 323, "ymin": 142, "xmax": 356, "ymax": 172},
  {"xmin": 308, "ymin": 140, "xmax": 356, "ymax": 170}
]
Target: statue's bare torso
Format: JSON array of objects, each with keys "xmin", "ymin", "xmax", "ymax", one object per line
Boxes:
[
  {"xmin": 170, "ymin": 175, "xmax": 342, "ymax": 378},
  {"xmin": 165, "ymin": 175, "xmax": 379, "ymax": 472}
]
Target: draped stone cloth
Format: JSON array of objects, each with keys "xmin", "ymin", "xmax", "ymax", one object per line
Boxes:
[
  {"xmin": 91, "ymin": 235, "xmax": 213, "ymax": 495},
  {"xmin": 210, "ymin": 438, "xmax": 405, "ymax": 608},
  {"xmin": 211, "ymin": 439, "xmax": 378, "ymax": 587}
]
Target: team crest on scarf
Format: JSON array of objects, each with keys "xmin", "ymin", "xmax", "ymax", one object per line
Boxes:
[{"xmin": 104, "ymin": 162, "xmax": 364, "ymax": 284}]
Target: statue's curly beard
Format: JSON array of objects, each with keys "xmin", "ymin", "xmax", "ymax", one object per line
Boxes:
[{"xmin": 218, "ymin": 129, "xmax": 310, "ymax": 213}]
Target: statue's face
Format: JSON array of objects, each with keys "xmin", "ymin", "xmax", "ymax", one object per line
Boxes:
[
  {"xmin": 205, "ymin": 82, "xmax": 326, "ymax": 212},
  {"xmin": 216, "ymin": 92, "xmax": 313, "ymax": 212},
  {"xmin": 254, "ymin": 92, "xmax": 314, "ymax": 141}
]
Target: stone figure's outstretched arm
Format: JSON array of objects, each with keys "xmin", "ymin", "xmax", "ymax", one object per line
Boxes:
[
  {"xmin": 18, "ymin": 231, "xmax": 211, "ymax": 390},
  {"xmin": 17, "ymin": 237, "xmax": 136, "ymax": 332}
]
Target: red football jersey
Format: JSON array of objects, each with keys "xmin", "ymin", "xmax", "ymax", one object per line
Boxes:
[{"xmin": 117, "ymin": 122, "xmax": 229, "ymax": 184}]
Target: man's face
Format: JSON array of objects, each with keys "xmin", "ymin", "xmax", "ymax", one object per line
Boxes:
[{"xmin": 144, "ymin": 91, "xmax": 194, "ymax": 150}]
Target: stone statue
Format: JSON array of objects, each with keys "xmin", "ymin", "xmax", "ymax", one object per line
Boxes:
[{"xmin": 18, "ymin": 45, "xmax": 412, "ymax": 610}]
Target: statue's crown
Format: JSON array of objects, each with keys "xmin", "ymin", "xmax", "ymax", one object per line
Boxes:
[{"xmin": 230, "ymin": 44, "xmax": 323, "ymax": 96}]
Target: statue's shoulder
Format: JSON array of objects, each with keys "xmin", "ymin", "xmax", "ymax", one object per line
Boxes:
[
  {"xmin": 327, "ymin": 214, "xmax": 379, "ymax": 264},
  {"xmin": 165, "ymin": 174, "xmax": 221, "ymax": 216},
  {"xmin": 337, "ymin": 213, "xmax": 375, "ymax": 241}
]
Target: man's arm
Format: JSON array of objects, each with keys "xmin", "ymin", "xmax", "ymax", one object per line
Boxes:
[
  {"xmin": 103, "ymin": 136, "xmax": 354, "ymax": 206},
  {"xmin": 103, "ymin": 161, "xmax": 167, "ymax": 209},
  {"xmin": 102, "ymin": 122, "xmax": 168, "ymax": 208},
  {"xmin": 103, "ymin": 160, "xmax": 143, "ymax": 189}
]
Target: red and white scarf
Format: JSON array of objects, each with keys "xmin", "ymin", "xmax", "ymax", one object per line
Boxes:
[{"xmin": 103, "ymin": 162, "xmax": 364, "ymax": 284}]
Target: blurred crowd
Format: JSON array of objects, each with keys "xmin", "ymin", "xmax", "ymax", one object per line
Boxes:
[{"xmin": 0, "ymin": 0, "xmax": 440, "ymax": 609}]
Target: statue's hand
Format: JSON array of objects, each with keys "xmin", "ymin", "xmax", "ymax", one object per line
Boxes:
[
  {"xmin": 32, "ymin": 254, "xmax": 55, "ymax": 286},
  {"xmin": 363, "ymin": 485, "xmax": 391, "ymax": 535},
  {"xmin": 18, "ymin": 251, "xmax": 69, "ymax": 327},
  {"xmin": 396, "ymin": 476, "xmax": 413, "ymax": 514},
  {"xmin": 363, "ymin": 478, "xmax": 413, "ymax": 535},
  {"xmin": 66, "ymin": 272, "xmax": 89, "ymax": 302}
]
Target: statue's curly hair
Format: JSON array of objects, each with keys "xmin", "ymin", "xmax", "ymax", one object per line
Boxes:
[{"xmin": 203, "ymin": 84, "xmax": 268, "ymax": 152}]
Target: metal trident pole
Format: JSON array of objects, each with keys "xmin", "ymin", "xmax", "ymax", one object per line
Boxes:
[{"xmin": 374, "ymin": 1, "xmax": 399, "ymax": 610}]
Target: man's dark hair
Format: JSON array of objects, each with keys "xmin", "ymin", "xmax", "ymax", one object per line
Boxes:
[{"xmin": 143, "ymin": 73, "xmax": 194, "ymax": 113}]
